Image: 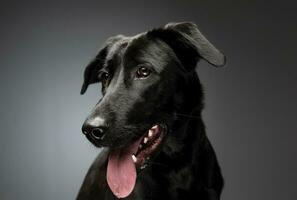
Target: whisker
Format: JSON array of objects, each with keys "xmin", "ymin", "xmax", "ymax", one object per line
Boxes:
[
  {"xmin": 175, "ymin": 113, "xmax": 200, "ymax": 119},
  {"xmin": 150, "ymin": 161, "xmax": 170, "ymax": 168}
]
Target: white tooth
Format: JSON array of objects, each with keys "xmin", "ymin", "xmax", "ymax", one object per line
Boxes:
[
  {"xmin": 132, "ymin": 155, "xmax": 137, "ymax": 163},
  {"xmin": 148, "ymin": 130, "xmax": 153, "ymax": 137},
  {"xmin": 143, "ymin": 137, "xmax": 148, "ymax": 144},
  {"xmin": 151, "ymin": 125, "xmax": 158, "ymax": 129},
  {"xmin": 140, "ymin": 165, "xmax": 146, "ymax": 170}
]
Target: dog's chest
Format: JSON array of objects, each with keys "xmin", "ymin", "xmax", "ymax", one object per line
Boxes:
[{"xmin": 127, "ymin": 166, "xmax": 193, "ymax": 200}]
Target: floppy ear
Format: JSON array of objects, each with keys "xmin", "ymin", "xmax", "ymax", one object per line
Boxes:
[
  {"xmin": 80, "ymin": 35, "xmax": 124, "ymax": 95},
  {"xmin": 80, "ymin": 46, "xmax": 107, "ymax": 94},
  {"xmin": 148, "ymin": 22, "xmax": 226, "ymax": 70}
]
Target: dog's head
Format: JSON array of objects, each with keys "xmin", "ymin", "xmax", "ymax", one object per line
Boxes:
[{"xmin": 80, "ymin": 22, "xmax": 225, "ymax": 198}]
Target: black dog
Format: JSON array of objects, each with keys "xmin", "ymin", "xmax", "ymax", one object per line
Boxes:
[{"xmin": 77, "ymin": 22, "xmax": 225, "ymax": 200}]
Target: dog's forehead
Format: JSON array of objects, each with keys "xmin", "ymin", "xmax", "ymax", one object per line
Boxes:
[
  {"xmin": 125, "ymin": 34, "xmax": 173, "ymax": 71},
  {"xmin": 104, "ymin": 38, "xmax": 130, "ymax": 66},
  {"xmin": 104, "ymin": 33, "xmax": 173, "ymax": 72}
]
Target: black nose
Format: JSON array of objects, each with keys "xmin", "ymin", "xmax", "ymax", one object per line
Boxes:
[{"xmin": 82, "ymin": 117, "xmax": 107, "ymax": 140}]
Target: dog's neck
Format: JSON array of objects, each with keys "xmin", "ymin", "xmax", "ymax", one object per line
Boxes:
[
  {"xmin": 154, "ymin": 71, "xmax": 206, "ymax": 170},
  {"xmin": 182, "ymin": 71, "xmax": 204, "ymax": 112}
]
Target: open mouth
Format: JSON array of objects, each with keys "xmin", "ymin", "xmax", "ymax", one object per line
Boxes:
[
  {"xmin": 132, "ymin": 124, "xmax": 166, "ymax": 168},
  {"xmin": 106, "ymin": 124, "xmax": 167, "ymax": 198}
]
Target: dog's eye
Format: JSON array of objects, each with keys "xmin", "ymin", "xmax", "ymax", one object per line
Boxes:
[
  {"xmin": 98, "ymin": 71, "xmax": 110, "ymax": 82},
  {"xmin": 102, "ymin": 72, "xmax": 110, "ymax": 80},
  {"xmin": 136, "ymin": 66, "xmax": 151, "ymax": 79}
]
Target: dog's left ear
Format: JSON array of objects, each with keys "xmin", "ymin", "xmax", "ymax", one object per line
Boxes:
[
  {"xmin": 80, "ymin": 35, "xmax": 124, "ymax": 95},
  {"xmin": 148, "ymin": 22, "xmax": 226, "ymax": 70}
]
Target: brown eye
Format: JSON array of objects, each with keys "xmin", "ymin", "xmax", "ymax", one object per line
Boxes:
[
  {"xmin": 99, "ymin": 71, "xmax": 110, "ymax": 82},
  {"xmin": 102, "ymin": 72, "xmax": 109, "ymax": 80},
  {"xmin": 136, "ymin": 66, "xmax": 151, "ymax": 78}
]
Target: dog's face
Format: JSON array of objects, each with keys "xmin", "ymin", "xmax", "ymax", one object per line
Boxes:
[
  {"xmin": 80, "ymin": 22, "xmax": 225, "ymax": 198},
  {"xmin": 82, "ymin": 35, "xmax": 180, "ymax": 149}
]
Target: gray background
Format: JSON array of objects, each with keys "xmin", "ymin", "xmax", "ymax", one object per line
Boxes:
[{"xmin": 0, "ymin": 0, "xmax": 296, "ymax": 199}]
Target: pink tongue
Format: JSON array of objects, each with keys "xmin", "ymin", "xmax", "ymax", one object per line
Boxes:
[{"xmin": 107, "ymin": 138, "xmax": 141, "ymax": 198}]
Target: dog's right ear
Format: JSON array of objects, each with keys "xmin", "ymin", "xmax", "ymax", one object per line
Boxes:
[
  {"xmin": 80, "ymin": 35, "xmax": 124, "ymax": 95},
  {"xmin": 80, "ymin": 46, "xmax": 107, "ymax": 95}
]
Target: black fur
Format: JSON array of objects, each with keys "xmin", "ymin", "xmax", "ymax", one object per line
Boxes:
[{"xmin": 77, "ymin": 22, "xmax": 225, "ymax": 200}]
